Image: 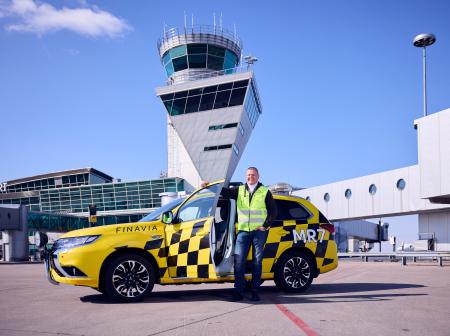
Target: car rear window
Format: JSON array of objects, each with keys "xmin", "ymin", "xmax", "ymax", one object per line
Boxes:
[{"xmin": 275, "ymin": 200, "xmax": 311, "ymax": 220}]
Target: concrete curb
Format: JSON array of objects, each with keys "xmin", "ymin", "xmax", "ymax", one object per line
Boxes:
[{"xmin": 0, "ymin": 261, "xmax": 44, "ymax": 265}]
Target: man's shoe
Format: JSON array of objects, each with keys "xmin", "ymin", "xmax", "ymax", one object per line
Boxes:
[
  {"xmin": 230, "ymin": 291, "xmax": 244, "ymax": 302},
  {"xmin": 250, "ymin": 291, "xmax": 260, "ymax": 302}
]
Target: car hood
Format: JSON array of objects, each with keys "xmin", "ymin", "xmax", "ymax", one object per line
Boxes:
[{"xmin": 59, "ymin": 220, "xmax": 161, "ymax": 238}]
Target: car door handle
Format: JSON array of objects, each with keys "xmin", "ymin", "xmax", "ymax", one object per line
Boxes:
[{"xmin": 280, "ymin": 229, "xmax": 292, "ymax": 236}]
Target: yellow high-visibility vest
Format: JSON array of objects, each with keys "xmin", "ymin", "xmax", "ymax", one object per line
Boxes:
[{"xmin": 237, "ymin": 184, "xmax": 268, "ymax": 232}]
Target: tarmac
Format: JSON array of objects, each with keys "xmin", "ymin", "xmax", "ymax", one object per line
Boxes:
[{"xmin": 0, "ymin": 260, "xmax": 449, "ymax": 336}]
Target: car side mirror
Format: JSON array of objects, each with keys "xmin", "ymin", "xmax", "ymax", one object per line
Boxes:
[
  {"xmin": 35, "ymin": 231, "xmax": 49, "ymax": 249},
  {"xmin": 162, "ymin": 211, "xmax": 174, "ymax": 224}
]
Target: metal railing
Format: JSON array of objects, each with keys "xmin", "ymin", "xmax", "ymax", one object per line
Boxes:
[
  {"xmin": 158, "ymin": 25, "xmax": 242, "ymax": 50},
  {"xmin": 338, "ymin": 251, "xmax": 450, "ymax": 267},
  {"xmin": 166, "ymin": 66, "xmax": 251, "ymax": 85}
]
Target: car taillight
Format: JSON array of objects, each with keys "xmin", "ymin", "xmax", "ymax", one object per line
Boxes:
[{"xmin": 320, "ymin": 223, "xmax": 335, "ymax": 234}]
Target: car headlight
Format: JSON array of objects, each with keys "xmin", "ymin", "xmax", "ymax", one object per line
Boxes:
[{"xmin": 54, "ymin": 235, "xmax": 100, "ymax": 251}]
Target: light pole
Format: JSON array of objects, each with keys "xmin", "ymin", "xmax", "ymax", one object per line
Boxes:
[{"xmin": 413, "ymin": 33, "xmax": 436, "ymax": 117}]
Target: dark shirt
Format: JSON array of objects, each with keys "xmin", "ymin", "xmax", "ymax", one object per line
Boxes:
[{"xmin": 221, "ymin": 182, "xmax": 277, "ymax": 229}]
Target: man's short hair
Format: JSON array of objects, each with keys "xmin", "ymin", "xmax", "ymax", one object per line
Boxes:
[{"xmin": 246, "ymin": 167, "xmax": 259, "ymax": 175}]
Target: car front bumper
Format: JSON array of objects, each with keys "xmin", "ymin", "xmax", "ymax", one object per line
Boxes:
[{"xmin": 42, "ymin": 247, "xmax": 102, "ymax": 288}]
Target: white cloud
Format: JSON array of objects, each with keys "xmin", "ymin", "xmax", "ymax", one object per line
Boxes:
[{"xmin": 1, "ymin": 0, "xmax": 131, "ymax": 38}]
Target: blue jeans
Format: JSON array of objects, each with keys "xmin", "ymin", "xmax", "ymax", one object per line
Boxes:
[{"xmin": 234, "ymin": 230, "xmax": 268, "ymax": 294}]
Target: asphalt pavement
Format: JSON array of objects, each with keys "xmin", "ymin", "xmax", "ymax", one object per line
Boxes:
[{"xmin": 0, "ymin": 260, "xmax": 449, "ymax": 336}]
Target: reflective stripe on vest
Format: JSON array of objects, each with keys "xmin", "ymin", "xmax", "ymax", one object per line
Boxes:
[{"xmin": 237, "ymin": 184, "xmax": 268, "ymax": 232}]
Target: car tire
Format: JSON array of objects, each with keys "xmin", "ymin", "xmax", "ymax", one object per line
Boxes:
[
  {"xmin": 274, "ymin": 250, "xmax": 314, "ymax": 293},
  {"xmin": 103, "ymin": 253, "xmax": 155, "ymax": 303}
]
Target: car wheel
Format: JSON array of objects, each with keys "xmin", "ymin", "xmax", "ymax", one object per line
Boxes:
[
  {"xmin": 103, "ymin": 253, "xmax": 155, "ymax": 302},
  {"xmin": 274, "ymin": 250, "xmax": 314, "ymax": 293}
]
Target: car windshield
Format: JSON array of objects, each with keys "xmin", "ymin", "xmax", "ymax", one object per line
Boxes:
[{"xmin": 139, "ymin": 197, "xmax": 184, "ymax": 222}]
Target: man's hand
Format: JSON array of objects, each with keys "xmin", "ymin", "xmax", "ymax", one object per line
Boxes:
[
  {"xmin": 200, "ymin": 181, "xmax": 209, "ymax": 188},
  {"xmin": 255, "ymin": 226, "xmax": 267, "ymax": 231}
]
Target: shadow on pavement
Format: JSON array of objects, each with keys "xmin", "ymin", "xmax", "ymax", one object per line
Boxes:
[{"xmin": 79, "ymin": 282, "xmax": 426, "ymax": 305}]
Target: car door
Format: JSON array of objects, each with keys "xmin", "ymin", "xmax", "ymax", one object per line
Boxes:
[
  {"xmin": 164, "ymin": 182, "xmax": 223, "ymax": 279},
  {"xmin": 261, "ymin": 198, "xmax": 314, "ymax": 273}
]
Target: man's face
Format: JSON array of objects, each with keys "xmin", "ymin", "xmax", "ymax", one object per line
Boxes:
[{"xmin": 246, "ymin": 169, "xmax": 259, "ymax": 185}]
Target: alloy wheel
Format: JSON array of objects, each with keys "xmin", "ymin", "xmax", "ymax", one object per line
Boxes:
[
  {"xmin": 283, "ymin": 256, "xmax": 311, "ymax": 289},
  {"xmin": 112, "ymin": 260, "xmax": 150, "ymax": 298}
]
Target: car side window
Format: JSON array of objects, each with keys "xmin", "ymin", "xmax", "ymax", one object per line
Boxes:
[
  {"xmin": 177, "ymin": 184, "xmax": 221, "ymax": 222},
  {"xmin": 275, "ymin": 200, "xmax": 311, "ymax": 220}
]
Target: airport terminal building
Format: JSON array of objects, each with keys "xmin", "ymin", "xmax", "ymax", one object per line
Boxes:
[
  {"xmin": 0, "ymin": 168, "xmax": 185, "ymax": 261},
  {"xmin": 295, "ymin": 108, "xmax": 450, "ymax": 252},
  {"xmin": 0, "ymin": 168, "xmax": 184, "ymax": 226}
]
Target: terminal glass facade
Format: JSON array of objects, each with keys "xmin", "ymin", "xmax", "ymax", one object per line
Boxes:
[
  {"xmin": 5, "ymin": 171, "xmax": 112, "ymax": 193},
  {"xmin": 0, "ymin": 176, "xmax": 184, "ymax": 228},
  {"xmin": 39, "ymin": 178, "xmax": 183, "ymax": 213},
  {"xmin": 0, "ymin": 196, "xmax": 41, "ymax": 211}
]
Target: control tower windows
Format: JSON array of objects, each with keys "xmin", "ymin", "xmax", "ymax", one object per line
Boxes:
[
  {"xmin": 244, "ymin": 84, "xmax": 261, "ymax": 128},
  {"xmin": 160, "ymin": 80, "xmax": 249, "ymax": 116},
  {"xmin": 160, "ymin": 93, "xmax": 174, "ymax": 101},
  {"xmin": 169, "ymin": 45, "xmax": 187, "ymax": 58},
  {"xmin": 188, "ymin": 54, "xmax": 207, "ymax": 68},
  {"xmin": 199, "ymin": 93, "xmax": 216, "ymax": 111},
  {"xmin": 232, "ymin": 144, "xmax": 239, "ymax": 156},
  {"xmin": 218, "ymin": 82, "xmax": 233, "ymax": 90},
  {"xmin": 238, "ymin": 122, "xmax": 244, "ymax": 135},
  {"xmin": 172, "ymin": 56, "xmax": 188, "ymax": 72},
  {"xmin": 162, "ymin": 52, "xmax": 171, "ymax": 66},
  {"xmin": 171, "ymin": 98, "xmax": 187, "ymax": 116},
  {"xmin": 203, "ymin": 144, "xmax": 239, "ymax": 156},
  {"xmin": 208, "ymin": 45, "xmax": 226, "ymax": 57},
  {"xmin": 203, "ymin": 85, "xmax": 217, "ymax": 93},
  {"xmin": 163, "ymin": 100, "xmax": 173, "ymax": 114},
  {"xmin": 208, "ymin": 123, "xmax": 238, "ymax": 131},
  {"xmin": 187, "ymin": 44, "xmax": 207, "ymax": 69},
  {"xmin": 208, "ymin": 55, "xmax": 224, "ymax": 70},
  {"xmin": 165, "ymin": 63, "xmax": 174, "ymax": 76},
  {"xmin": 188, "ymin": 88, "xmax": 203, "ymax": 96},
  {"xmin": 224, "ymin": 50, "xmax": 238, "ymax": 73},
  {"xmin": 185, "ymin": 95, "xmax": 201, "ymax": 113},
  {"xmin": 214, "ymin": 90, "xmax": 231, "ymax": 109},
  {"xmin": 228, "ymin": 87, "xmax": 246, "ymax": 107},
  {"xmin": 204, "ymin": 144, "xmax": 232, "ymax": 151},
  {"xmin": 187, "ymin": 44, "xmax": 207, "ymax": 54},
  {"xmin": 174, "ymin": 91, "xmax": 188, "ymax": 99},
  {"xmin": 161, "ymin": 44, "xmax": 239, "ymax": 75},
  {"xmin": 233, "ymin": 80, "xmax": 249, "ymax": 88},
  {"xmin": 162, "ymin": 52, "xmax": 174, "ymax": 76}
]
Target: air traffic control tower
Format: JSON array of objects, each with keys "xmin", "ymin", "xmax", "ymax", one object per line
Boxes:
[{"xmin": 155, "ymin": 24, "xmax": 262, "ymax": 190}]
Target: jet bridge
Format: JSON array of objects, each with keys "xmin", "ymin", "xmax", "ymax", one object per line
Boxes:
[{"xmin": 335, "ymin": 220, "xmax": 389, "ymax": 252}]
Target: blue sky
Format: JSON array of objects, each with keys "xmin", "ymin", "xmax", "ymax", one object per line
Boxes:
[{"xmin": 1, "ymin": 0, "xmax": 449, "ymax": 244}]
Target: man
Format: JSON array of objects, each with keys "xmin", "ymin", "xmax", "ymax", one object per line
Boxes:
[{"xmin": 207, "ymin": 167, "xmax": 277, "ymax": 301}]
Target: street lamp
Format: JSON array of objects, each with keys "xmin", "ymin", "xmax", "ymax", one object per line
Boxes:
[{"xmin": 413, "ymin": 33, "xmax": 436, "ymax": 117}]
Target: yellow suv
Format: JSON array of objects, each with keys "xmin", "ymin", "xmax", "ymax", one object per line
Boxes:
[{"xmin": 41, "ymin": 181, "xmax": 337, "ymax": 302}]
